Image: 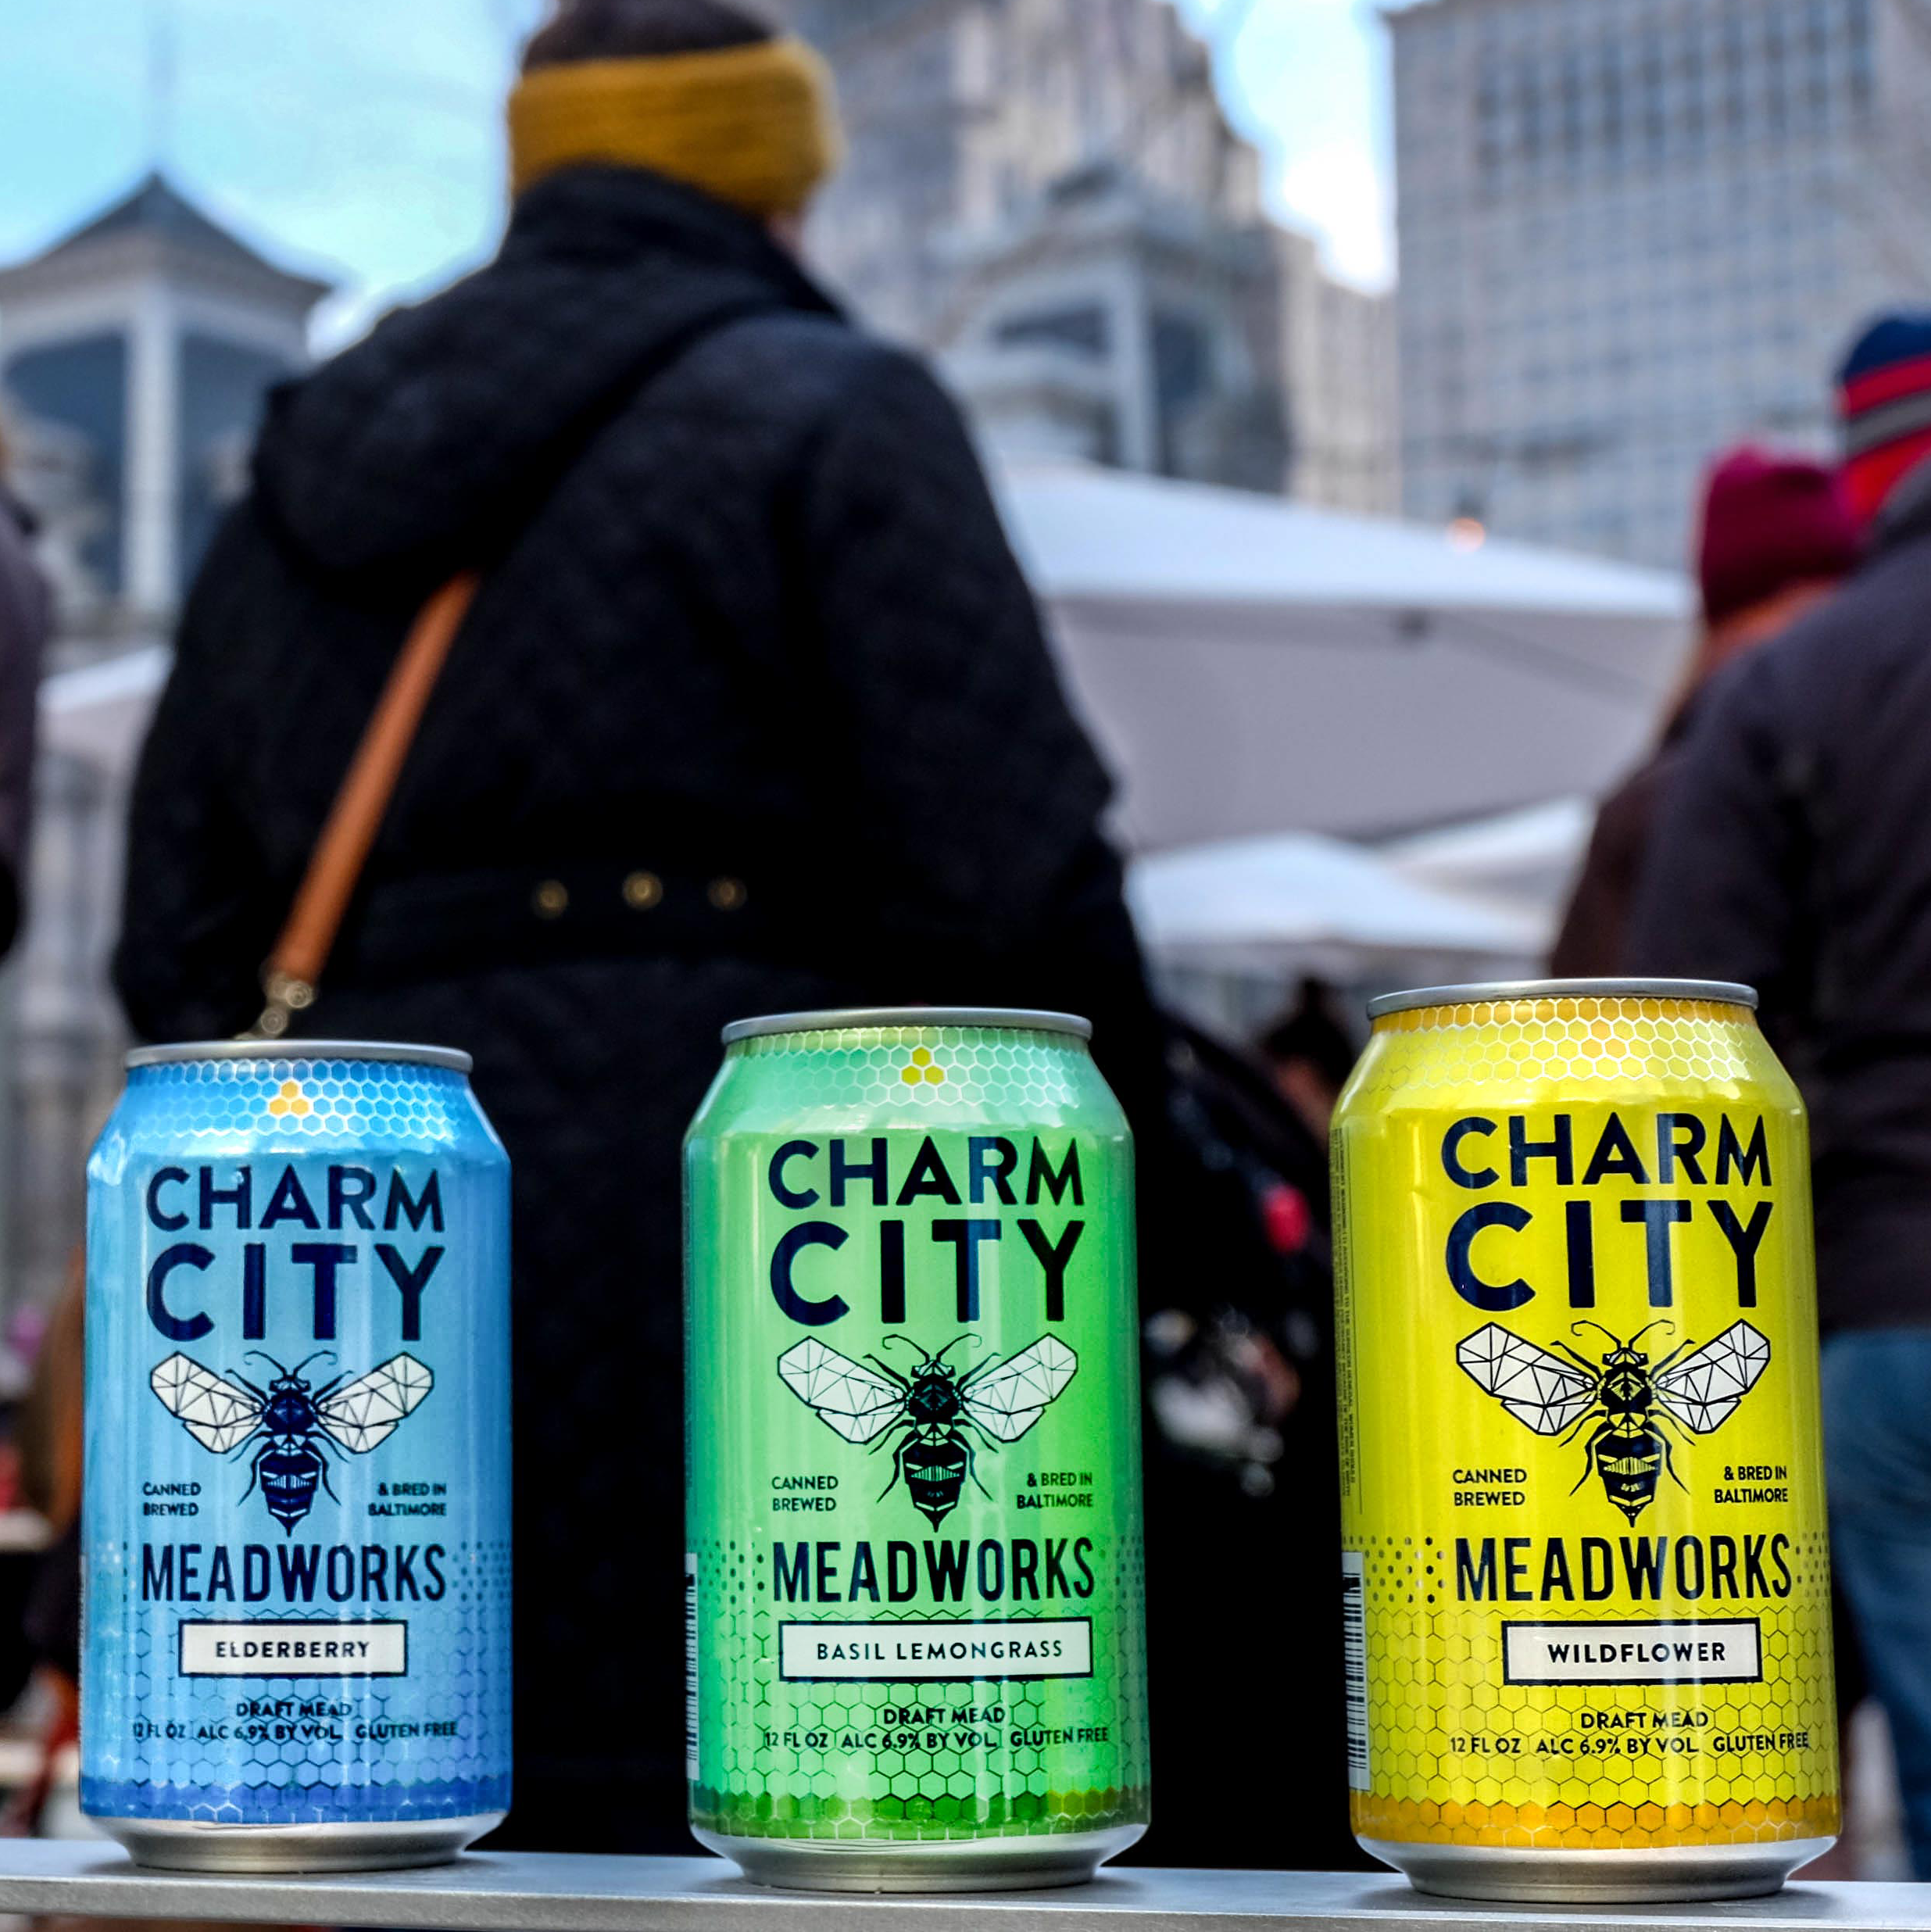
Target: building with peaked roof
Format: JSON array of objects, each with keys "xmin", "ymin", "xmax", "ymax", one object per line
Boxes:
[
  {"xmin": 0, "ymin": 173, "xmax": 328, "ymax": 643},
  {"xmin": 936, "ymin": 159, "xmax": 1289, "ymax": 492},
  {"xmin": 0, "ymin": 174, "xmax": 328, "ymax": 1321},
  {"xmin": 778, "ymin": 0, "xmax": 1400, "ymax": 511}
]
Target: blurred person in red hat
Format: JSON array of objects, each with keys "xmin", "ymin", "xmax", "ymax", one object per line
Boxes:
[
  {"xmin": 1626, "ymin": 313, "xmax": 1931, "ymax": 1876},
  {"xmin": 1549, "ymin": 446, "xmax": 1856, "ymax": 976}
]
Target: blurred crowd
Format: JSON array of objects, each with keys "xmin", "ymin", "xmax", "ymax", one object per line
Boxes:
[{"xmin": 1, "ymin": 0, "xmax": 1930, "ymax": 1880}]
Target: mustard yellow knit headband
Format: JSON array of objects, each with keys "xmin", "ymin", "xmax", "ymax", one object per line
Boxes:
[{"xmin": 508, "ymin": 39, "xmax": 843, "ymax": 218}]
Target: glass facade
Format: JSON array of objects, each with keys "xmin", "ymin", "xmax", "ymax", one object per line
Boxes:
[{"xmin": 1395, "ymin": 0, "xmax": 1924, "ymax": 568}]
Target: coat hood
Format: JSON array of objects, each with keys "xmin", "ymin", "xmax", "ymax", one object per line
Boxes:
[{"xmin": 252, "ymin": 166, "xmax": 839, "ymax": 581}]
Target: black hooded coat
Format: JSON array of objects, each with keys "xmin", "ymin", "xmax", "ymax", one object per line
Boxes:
[{"xmin": 115, "ymin": 166, "xmax": 1164, "ymax": 1849}]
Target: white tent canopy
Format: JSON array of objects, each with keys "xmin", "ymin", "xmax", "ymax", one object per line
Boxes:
[
  {"xmin": 996, "ymin": 460, "xmax": 1690, "ymax": 849},
  {"xmin": 1128, "ymin": 830, "xmax": 1543, "ymax": 979},
  {"xmin": 1383, "ymin": 797, "xmax": 1597, "ymax": 939}
]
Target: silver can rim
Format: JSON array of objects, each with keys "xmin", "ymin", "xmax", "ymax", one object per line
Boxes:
[
  {"xmin": 1366, "ymin": 977, "xmax": 1759, "ymax": 1020},
  {"xmin": 722, "ymin": 1007, "xmax": 1092, "ymax": 1045},
  {"xmin": 125, "ymin": 1039, "xmax": 474, "ymax": 1074}
]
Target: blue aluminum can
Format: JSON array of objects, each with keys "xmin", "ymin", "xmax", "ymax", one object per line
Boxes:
[{"xmin": 82, "ymin": 1042, "xmax": 511, "ymax": 1870}]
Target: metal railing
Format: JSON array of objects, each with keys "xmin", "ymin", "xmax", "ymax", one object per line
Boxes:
[{"xmin": 0, "ymin": 1847, "xmax": 1921, "ymax": 1932}]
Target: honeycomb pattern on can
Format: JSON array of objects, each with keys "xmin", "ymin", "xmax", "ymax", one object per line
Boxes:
[
  {"xmin": 1334, "ymin": 989, "xmax": 1839, "ymax": 1868},
  {"xmin": 83, "ymin": 1050, "xmax": 512, "ymax": 1831},
  {"xmin": 686, "ymin": 1015, "xmax": 1150, "ymax": 1862},
  {"xmin": 1358, "ymin": 995, "xmax": 1762, "ymax": 1091},
  {"xmin": 1350, "ymin": 1524, "xmax": 1836, "ymax": 1851},
  {"xmin": 730, "ymin": 1023, "xmax": 1087, "ymax": 1115},
  {"xmin": 692, "ymin": 1530, "xmax": 1147, "ymax": 1841},
  {"xmin": 106, "ymin": 1053, "xmax": 479, "ymax": 1141}
]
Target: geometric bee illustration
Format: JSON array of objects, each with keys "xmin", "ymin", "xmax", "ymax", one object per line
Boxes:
[
  {"xmin": 777, "ymin": 1333, "xmax": 1078, "ymax": 1528},
  {"xmin": 1457, "ymin": 1318, "xmax": 1772, "ymax": 1523},
  {"xmin": 149, "ymin": 1351, "xmax": 434, "ymax": 1534}
]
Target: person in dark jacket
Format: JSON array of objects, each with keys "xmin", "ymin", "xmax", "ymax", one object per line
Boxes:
[
  {"xmin": 1625, "ymin": 313, "xmax": 1931, "ymax": 1877},
  {"xmin": 0, "ymin": 424, "xmax": 49, "ymax": 957},
  {"xmin": 1549, "ymin": 448, "xmax": 1855, "ymax": 978},
  {"xmin": 115, "ymin": 0, "xmax": 1164, "ymax": 1853}
]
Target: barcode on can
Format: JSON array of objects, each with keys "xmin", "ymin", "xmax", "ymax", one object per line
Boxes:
[
  {"xmin": 684, "ymin": 1553, "xmax": 700, "ymax": 1780},
  {"xmin": 1343, "ymin": 1551, "xmax": 1369, "ymax": 1791}
]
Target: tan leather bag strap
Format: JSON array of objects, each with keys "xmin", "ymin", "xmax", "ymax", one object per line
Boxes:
[{"xmin": 247, "ymin": 571, "xmax": 481, "ymax": 1039}]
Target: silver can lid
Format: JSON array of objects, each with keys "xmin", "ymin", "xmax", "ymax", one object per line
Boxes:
[
  {"xmin": 126, "ymin": 1039, "xmax": 474, "ymax": 1073},
  {"xmin": 1366, "ymin": 978, "xmax": 1759, "ymax": 1021},
  {"xmin": 722, "ymin": 1007, "xmax": 1092, "ymax": 1045}
]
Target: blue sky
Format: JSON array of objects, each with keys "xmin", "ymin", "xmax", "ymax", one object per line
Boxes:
[
  {"xmin": 0, "ymin": 0, "xmax": 1395, "ymax": 348},
  {"xmin": 1177, "ymin": 0, "xmax": 1395, "ymax": 288}
]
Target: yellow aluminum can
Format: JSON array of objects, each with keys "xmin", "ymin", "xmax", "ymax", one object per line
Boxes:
[{"xmin": 1332, "ymin": 981, "xmax": 1837, "ymax": 1902}]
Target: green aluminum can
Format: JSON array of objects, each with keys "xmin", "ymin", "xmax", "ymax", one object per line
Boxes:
[{"xmin": 684, "ymin": 1007, "xmax": 1150, "ymax": 1891}]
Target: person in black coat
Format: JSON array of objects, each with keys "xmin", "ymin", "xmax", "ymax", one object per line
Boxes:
[
  {"xmin": 1548, "ymin": 447, "xmax": 1854, "ymax": 979},
  {"xmin": 115, "ymin": 0, "xmax": 1163, "ymax": 1852},
  {"xmin": 1625, "ymin": 313, "xmax": 1931, "ymax": 1877}
]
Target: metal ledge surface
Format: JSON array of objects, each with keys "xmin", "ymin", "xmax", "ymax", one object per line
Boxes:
[{"xmin": 0, "ymin": 1849, "xmax": 1927, "ymax": 1932}]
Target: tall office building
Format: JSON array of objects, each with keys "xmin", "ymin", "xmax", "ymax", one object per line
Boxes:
[{"xmin": 1393, "ymin": 0, "xmax": 1931, "ymax": 566}]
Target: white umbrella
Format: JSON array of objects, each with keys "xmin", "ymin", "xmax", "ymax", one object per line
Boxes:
[
  {"xmin": 996, "ymin": 460, "xmax": 1691, "ymax": 848},
  {"xmin": 1128, "ymin": 829, "xmax": 1544, "ymax": 978},
  {"xmin": 38, "ymin": 642, "xmax": 170, "ymax": 767},
  {"xmin": 1380, "ymin": 793, "xmax": 1599, "ymax": 959}
]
